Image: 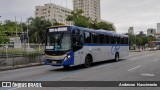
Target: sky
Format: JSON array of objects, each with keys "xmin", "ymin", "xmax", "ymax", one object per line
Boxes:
[{"xmin": 0, "ymin": 0, "xmax": 160, "ymax": 34}]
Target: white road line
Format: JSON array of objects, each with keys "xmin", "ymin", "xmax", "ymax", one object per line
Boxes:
[
  {"xmin": 128, "ymin": 65, "xmax": 141, "ymax": 72},
  {"xmin": 140, "ymin": 73, "xmax": 155, "ymax": 77},
  {"xmin": 130, "ymin": 58, "xmax": 138, "ymax": 60},
  {"xmin": 92, "ymin": 64, "xmax": 111, "ymax": 70},
  {"xmin": 153, "ymin": 58, "xmax": 160, "ymax": 61},
  {"xmin": 7, "ymin": 87, "xmax": 21, "ymax": 90}
]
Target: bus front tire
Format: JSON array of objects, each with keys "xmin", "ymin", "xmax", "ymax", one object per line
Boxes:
[
  {"xmin": 63, "ymin": 65, "xmax": 70, "ymax": 68},
  {"xmin": 84, "ymin": 55, "xmax": 92, "ymax": 68}
]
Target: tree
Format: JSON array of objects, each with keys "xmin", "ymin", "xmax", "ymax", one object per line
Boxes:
[
  {"xmin": 28, "ymin": 17, "xmax": 52, "ymax": 43},
  {"xmin": 127, "ymin": 33, "xmax": 136, "ymax": 46},
  {"xmin": 66, "ymin": 9, "xmax": 115, "ymax": 31},
  {"xmin": 66, "ymin": 9, "xmax": 84, "ymax": 21},
  {"xmin": 147, "ymin": 36, "xmax": 156, "ymax": 42},
  {"xmin": 74, "ymin": 16, "xmax": 91, "ymax": 28},
  {"xmin": 96, "ymin": 22, "xmax": 115, "ymax": 31},
  {"xmin": 0, "ymin": 24, "xmax": 9, "ymax": 44}
]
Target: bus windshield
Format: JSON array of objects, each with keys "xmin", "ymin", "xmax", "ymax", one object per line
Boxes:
[{"xmin": 46, "ymin": 32, "xmax": 72, "ymax": 51}]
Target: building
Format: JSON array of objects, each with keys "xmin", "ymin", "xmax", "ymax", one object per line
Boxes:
[
  {"xmin": 73, "ymin": 0, "xmax": 101, "ymax": 22},
  {"xmin": 35, "ymin": 3, "xmax": 72, "ymax": 25},
  {"xmin": 147, "ymin": 28, "xmax": 156, "ymax": 36},
  {"xmin": 128, "ymin": 27, "xmax": 134, "ymax": 35},
  {"xmin": 157, "ymin": 23, "xmax": 160, "ymax": 33},
  {"xmin": 155, "ymin": 33, "xmax": 160, "ymax": 41}
]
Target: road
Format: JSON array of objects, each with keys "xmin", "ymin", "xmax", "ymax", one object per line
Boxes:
[{"xmin": 0, "ymin": 50, "xmax": 160, "ymax": 90}]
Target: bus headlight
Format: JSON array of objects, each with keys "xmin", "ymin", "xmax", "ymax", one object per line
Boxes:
[{"xmin": 64, "ymin": 55, "xmax": 71, "ymax": 60}]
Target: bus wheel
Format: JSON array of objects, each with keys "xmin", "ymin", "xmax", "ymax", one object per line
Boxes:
[
  {"xmin": 114, "ymin": 53, "xmax": 119, "ymax": 62},
  {"xmin": 84, "ymin": 55, "xmax": 91, "ymax": 68},
  {"xmin": 63, "ymin": 65, "xmax": 70, "ymax": 68}
]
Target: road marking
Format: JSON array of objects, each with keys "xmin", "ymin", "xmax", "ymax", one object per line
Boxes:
[
  {"xmin": 8, "ymin": 87, "xmax": 20, "ymax": 90},
  {"xmin": 141, "ymin": 73, "xmax": 155, "ymax": 77},
  {"xmin": 128, "ymin": 65, "xmax": 141, "ymax": 72},
  {"xmin": 92, "ymin": 64, "xmax": 111, "ymax": 70},
  {"xmin": 130, "ymin": 58, "xmax": 138, "ymax": 60},
  {"xmin": 153, "ymin": 58, "xmax": 160, "ymax": 61}
]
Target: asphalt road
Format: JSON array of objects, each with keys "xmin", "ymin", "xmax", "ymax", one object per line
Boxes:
[{"xmin": 0, "ymin": 50, "xmax": 160, "ymax": 90}]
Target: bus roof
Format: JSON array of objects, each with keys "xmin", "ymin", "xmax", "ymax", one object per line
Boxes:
[
  {"xmin": 70, "ymin": 26, "xmax": 128, "ymax": 37},
  {"xmin": 47, "ymin": 25, "xmax": 128, "ymax": 37}
]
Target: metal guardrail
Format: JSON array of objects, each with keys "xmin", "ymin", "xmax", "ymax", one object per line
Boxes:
[{"xmin": 0, "ymin": 44, "xmax": 45, "ymax": 71}]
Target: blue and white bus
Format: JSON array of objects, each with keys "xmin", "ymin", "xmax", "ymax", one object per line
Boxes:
[{"xmin": 44, "ymin": 25, "xmax": 129, "ymax": 68}]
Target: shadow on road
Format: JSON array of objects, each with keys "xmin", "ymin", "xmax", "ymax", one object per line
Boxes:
[{"xmin": 51, "ymin": 59, "xmax": 126, "ymax": 72}]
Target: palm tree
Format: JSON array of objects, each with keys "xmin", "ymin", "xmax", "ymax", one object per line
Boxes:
[
  {"xmin": 66, "ymin": 9, "xmax": 84, "ymax": 21},
  {"xmin": 28, "ymin": 17, "xmax": 51, "ymax": 44}
]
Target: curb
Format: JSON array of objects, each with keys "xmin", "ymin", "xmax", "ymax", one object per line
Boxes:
[{"xmin": 0, "ymin": 63, "xmax": 44, "ymax": 72}]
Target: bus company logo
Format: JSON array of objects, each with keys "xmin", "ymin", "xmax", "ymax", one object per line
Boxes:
[
  {"xmin": 111, "ymin": 46, "xmax": 120, "ymax": 55},
  {"xmin": 2, "ymin": 82, "xmax": 12, "ymax": 87}
]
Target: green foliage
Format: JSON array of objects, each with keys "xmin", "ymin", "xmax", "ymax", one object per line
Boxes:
[
  {"xmin": 128, "ymin": 33, "xmax": 156, "ymax": 46},
  {"xmin": 147, "ymin": 36, "xmax": 156, "ymax": 42},
  {"xmin": 66, "ymin": 9, "xmax": 115, "ymax": 31},
  {"xmin": 3, "ymin": 20, "xmax": 22, "ymax": 36},
  {"xmin": 74, "ymin": 17, "xmax": 91, "ymax": 28},
  {"xmin": 127, "ymin": 33, "xmax": 136, "ymax": 46},
  {"xmin": 96, "ymin": 22, "xmax": 115, "ymax": 31},
  {"xmin": 28, "ymin": 17, "xmax": 52, "ymax": 44},
  {"xmin": 0, "ymin": 24, "xmax": 9, "ymax": 44}
]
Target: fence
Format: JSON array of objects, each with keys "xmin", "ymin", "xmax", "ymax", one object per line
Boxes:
[{"xmin": 0, "ymin": 44, "xmax": 45, "ymax": 71}]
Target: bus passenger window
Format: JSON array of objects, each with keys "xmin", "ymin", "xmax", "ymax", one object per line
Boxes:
[
  {"xmin": 84, "ymin": 32, "xmax": 91, "ymax": 43},
  {"xmin": 92, "ymin": 33, "xmax": 99, "ymax": 43},
  {"xmin": 105, "ymin": 35, "xmax": 110, "ymax": 44},
  {"xmin": 99, "ymin": 34, "xmax": 105, "ymax": 44},
  {"xmin": 111, "ymin": 36, "xmax": 115, "ymax": 44}
]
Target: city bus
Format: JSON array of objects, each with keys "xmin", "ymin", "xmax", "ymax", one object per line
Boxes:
[{"xmin": 44, "ymin": 25, "xmax": 129, "ymax": 68}]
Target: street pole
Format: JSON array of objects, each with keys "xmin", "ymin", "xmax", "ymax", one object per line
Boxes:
[
  {"xmin": 15, "ymin": 16, "xmax": 17, "ymax": 36},
  {"xmin": 26, "ymin": 18, "xmax": 29, "ymax": 49}
]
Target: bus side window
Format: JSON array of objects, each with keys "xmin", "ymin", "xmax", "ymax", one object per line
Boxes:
[
  {"xmin": 105, "ymin": 35, "xmax": 110, "ymax": 44},
  {"xmin": 121, "ymin": 37, "xmax": 124, "ymax": 44},
  {"xmin": 92, "ymin": 33, "xmax": 99, "ymax": 44},
  {"xmin": 73, "ymin": 29, "xmax": 81, "ymax": 45},
  {"xmin": 111, "ymin": 36, "xmax": 115, "ymax": 44},
  {"xmin": 99, "ymin": 34, "xmax": 105, "ymax": 44},
  {"xmin": 117, "ymin": 36, "xmax": 120, "ymax": 44},
  {"xmin": 84, "ymin": 32, "xmax": 91, "ymax": 43}
]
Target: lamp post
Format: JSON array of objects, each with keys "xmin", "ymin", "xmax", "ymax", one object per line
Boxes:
[{"xmin": 26, "ymin": 18, "xmax": 29, "ymax": 49}]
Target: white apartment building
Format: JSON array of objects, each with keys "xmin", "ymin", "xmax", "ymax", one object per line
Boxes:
[
  {"xmin": 147, "ymin": 28, "xmax": 156, "ymax": 36},
  {"xmin": 128, "ymin": 27, "xmax": 134, "ymax": 35},
  {"xmin": 157, "ymin": 23, "xmax": 160, "ymax": 33},
  {"xmin": 35, "ymin": 3, "xmax": 72, "ymax": 25},
  {"xmin": 73, "ymin": 0, "xmax": 101, "ymax": 22}
]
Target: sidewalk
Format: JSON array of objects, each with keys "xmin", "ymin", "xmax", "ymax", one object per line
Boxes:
[{"xmin": 0, "ymin": 62, "xmax": 44, "ymax": 71}]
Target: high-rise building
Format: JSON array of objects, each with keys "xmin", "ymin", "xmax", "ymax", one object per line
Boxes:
[
  {"xmin": 35, "ymin": 3, "xmax": 72, "ymax": 25},
  {"xmin": 128, "ymin": 27, "xmax": 134, "ymax": 35},
  {"xmin": 73, "ymin": 0, "xmax": 101, "ymax": 22},
  {"xmin": 157, "ymin": 23, "xmax": 160, "ymax": 33},
  {"xmin": 147, "ymin": 28, "xmax": 156, "ymax": 36}
]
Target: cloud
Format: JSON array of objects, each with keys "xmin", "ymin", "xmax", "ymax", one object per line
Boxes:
[{"xmin": 0, "ymin": 0, "xmax": 160, "ymax": 33}]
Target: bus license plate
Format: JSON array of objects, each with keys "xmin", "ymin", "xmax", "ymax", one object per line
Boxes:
[{"xmin": 52, "ymin": 61, "xmax": 57, "ymax": 64}]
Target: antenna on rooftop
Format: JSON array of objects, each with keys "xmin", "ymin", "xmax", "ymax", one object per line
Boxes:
[{"xmin": 66, "ymin": 0, "xmax": 68, "ymax": 8}]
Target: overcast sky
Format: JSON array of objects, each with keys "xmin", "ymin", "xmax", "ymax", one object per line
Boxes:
[{"xmin": 0, "ymin": 0, "xmax": 160, "ymax": 34}]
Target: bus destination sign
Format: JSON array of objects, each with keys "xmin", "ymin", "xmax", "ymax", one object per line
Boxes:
[{"xmin": 49, "ymin": 27, "xmax": 67, "ymax": 32}]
